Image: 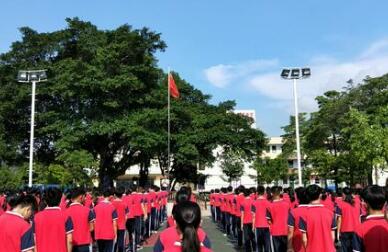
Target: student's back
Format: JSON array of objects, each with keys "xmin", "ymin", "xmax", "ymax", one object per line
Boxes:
[
  {"xmin": 299, "ymin": 205, "xmax": 336, "ymax": 252},
  {"xmin": 66, "ymin": 202, "xmax": 94, "ymax": 246},
  {"xmin": 94, "ymin": 200, "xmax": 117, "ymax": 240},
  {"xmin": 154, "ymin": 226, "xmax": 212, "ymax": 252},
  {"xmin": 34, "ymin": 207, "xmax": 73, "ymax": 252},
  {"xmin": 267, "ymin": 199, "xmax": 289, "ymax": 236},
  {"xmin": 337, "ymin": 200, "xmax": 360, "ymax": 232}
]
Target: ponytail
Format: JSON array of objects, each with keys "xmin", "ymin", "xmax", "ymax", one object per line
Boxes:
[
  {"xmin": 343, "ymin": 187, "xmax": 354, "ymax": 206},
  {"xmin": 182, "ymin": 225, "xmax": 200, "ymax": 252},
  {"xmin": 173, "ymin": 201, "xmax": 202, "ymax": 252}
]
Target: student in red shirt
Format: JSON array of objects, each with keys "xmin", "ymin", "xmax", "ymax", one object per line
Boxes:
[
  {"xmin": 124, "ymin": 188, "xmax": 136, "ymax": 252},
  {"xmin": 234, "ymin": 186, "xmax": 244, "ymax": 247},
  {"xmin": 209, "ymin": 189, "xmax": 215, "ymax": 222},
  {"xmin": 34, "ymin": 188, "xmax": 73, "ymax": 252},
  {"xmin": 112, "ymin": 187, "xmax": 129, "ymax": 252},
  {"xmin": 287, "ymin": 187, "xmax": 309, "ymax": 252},
  {"xmin": 353, "ymin": 185, "xmax": 388, "ymax": 252},
  {"xmin": 66, "ymin": 187, "xmax": 95, "ymax": 252},
  {"xmin": 336, "ymin": 187, "xmax": 361, "ymax": 252},
  {"xmin": 154, "ymin": 201, "xmax": 212, "ymax": 252},
  {"xmin": 214, "ymin": 189, "xmax": 221, "ymax": 223},
  {"xmin": 132, "ymin": 186, "xmax": 147, "ymax": 249},
  {"xmin": 266, "ymin": 186, "xmax": 290, "ymax": 252},
  {"xmin": 252, "ymin": 185, "xmax": 271, "ymax": 252},
  {"xmin": 94, "ymin": 188, "xmax": 118, "ymax": 252},
  {"xmin": 241, "ymin": 188, "xmax": 256, "ymax": 252},
  {"xmin": 0, "ymin": 194, "xmax": 36, "ymax": 252},
  {"xmin": 299, "ymin": 185, "xmax": 336, "ymax": 252}
]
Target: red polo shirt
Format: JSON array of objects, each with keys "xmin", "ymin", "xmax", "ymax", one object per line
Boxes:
[
  {"xmin": 299, "ymin": 205, "xmax": 336, "ymax": 252},
  {"xmin": 288, "ymin": 205, "xmax": 309, "ymax": 252},
  {"xmin": 336, "ymin": 200, "xmax": 361, "ymax": 232},
  {"xmin": 234, "ymin": 194, "xmax": 244, "ymax": 218},
  {"xmin": 84, "ymin": 193, "xmax": 93, "ymax": 209},
  {"xmin": 123, "ymin": 194, "xmax": 134, "ymax": 219},
  {"xmin": 154, "ymin": 227, "xmax": 211, "ymax": 252},
  {"xmin": 252, "ymin": 197, "xmax": 270, "ymax": 228},
  {"xmin": 34, "ymin": 207, "xmax": 73, "ymax": 252},
  {"xmin": 354, "ymin": 215, "xmax": 388, "ymax": 252},
  {"xmin": 240, "ymin": 197, "xmax": 253, "ymax": 224},
  {"xmin": 266, "ymin": 199, "xmax": 290, "ymax": 236},
  {"xmin": 214, "ymin": 194, "xmax": 221, "ymax": 207},
  {"xmin": 0, "ymin": 211, "xmax": 34, "ymax": 252},
  {"xmin": 131, "ymin": 193, "xmax": 144, "ymax": 217},
  {"xmin": 66, "ymin": 202, "xmax": 95, "ymax": 246},
  {"xmin": 112, "ymin": 199, "xmax": 128, "ymax": 230},
  {"xmin": 94, "ymin": 201, "xmax": 118, "ymax": 240}
]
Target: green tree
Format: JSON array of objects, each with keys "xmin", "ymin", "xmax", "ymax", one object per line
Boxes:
[
  {"xmin": 220, "ymin": 150, "xmax": 245, "ymax": 184},
  {"xmin": 253, "ymin": 157, "xmax": 288, "ymax": 185}
]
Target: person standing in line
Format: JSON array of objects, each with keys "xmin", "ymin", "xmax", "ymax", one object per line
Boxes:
[
  {"xmin": 252, "ymin": 185, "xmax": 271, "ymax": 252},
  {"xmin": 0, "ymin": 194, "xmax": 36, "ymax": 252},
  {"xmin": 66, "ymin": 187, "xmax": 95, "ymax": 252},
  {"xmin": 266, "ymin": 186, "xmax": 290, "ymax": 252},
  {"xmin": 112, "ymin": 187, "xmax": 129, "ymax": 252},
  {"xmin": 241, "ymin": 188, "xmax": 256, "ymax": 252},
  {"xmin": 336, "ymin": 187, "xmax": 361, "ymax": 252},
  {"xmin": 154, "ymin": 201, "xmax": 212, "ymax": 252},
  {"xmin": 299, "ymin": 185, "xmax": 337, "ymax": 252},
  {"xmin": 94, "ymin": 188, "xmax": 118, "ymax": 252},
  {"xmin": 353, "ymin": 185, "xmax": 388, "ymax": 252},
  {"xmin": 34, "ymin": 188, "xmax": 74, "ymax": 252},
  {"xmin": 287, "ymin": 187, "xmax": 309, "ymax": 252}
]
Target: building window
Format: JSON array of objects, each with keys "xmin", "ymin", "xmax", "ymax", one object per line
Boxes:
[
  {"xmin": 288, "ymin": 160, "xmax": 294, "ymax": 168},
  {"xmin": 272, "ymin": 145, "xmax": 277, "ymax": 153}
]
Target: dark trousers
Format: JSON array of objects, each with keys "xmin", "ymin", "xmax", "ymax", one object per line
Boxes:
[
  {"xmin": 255, "ymin": 228, "xmax": 271, "ymax": 252},
  {"xmin": 126, "ymin": 218, "xmax": 136, "ymax": 252},
  {"xmin": 211, "ymin": 206, "xmax": 215, "ymax": 222},
  {"xmin": 243, "ymin": 223, "xmax": 256, "ymax": 252},
  {"xmin": 231, "ymin": 215, "xmax": 237, "ymax": 237},
  {"xmin": 225, "ymin": 212, "xmax": 231, "ymax": 235},
  {"xmin": 340, "ymin": 232, "xmax": 356, "ymax": 252},
  {"xmin": 114, "ymin": 229, "xmax": 125, "ymax": 252},
  {"xmin": 97, "ymin": 240, "xmax": 114, "ymax": 252},
  {"xmin": 235, "ymin": 217, "xmax": 243, "ymax": 246},
  {"xmin": 272, "ymin": 236, "xmax": 287, "ymax": 252},
  {"xmin": 72, "ymin": 245, "xmax": 91, "ymax": 252},
  {"xmin": 134, "ymin": 216, "xmax": 142, "ymax": 245},
  {"xmin": 216, "ymin": 207, "xmax": 221, "ymax": 222}
]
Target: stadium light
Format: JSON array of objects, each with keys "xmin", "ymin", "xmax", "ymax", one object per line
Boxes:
[
  {"xmin": 280, "ymin": 67, "xmax": 311, "ymax": 187},
  {"xmin": 17, "ymin": 70, "xmax": 47, "ymax": 187}
]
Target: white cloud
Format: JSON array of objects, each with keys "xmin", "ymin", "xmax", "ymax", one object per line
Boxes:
[
  {"xmin": 203, "ymin": 59, "xmax": 278, "ymax": 88},
  {"xmin": 204, "ymin": 38, "xmax": 388, "ymax": 113}
]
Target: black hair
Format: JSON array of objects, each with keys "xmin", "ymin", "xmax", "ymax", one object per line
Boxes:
[
  {"xmin": 295, "ymin": 187, "xmax": 309, "ymax": 205},
  {"xmin": 71, "ymin": 187, "xmax": 86, "ymax": 200},
  {"xmin": 342, "ymin": 187, "xmax": 354, "ymax": 206},
  {"xmin": 271, "ymin": 186, "xmax": 281, "ymax": 196},
  {"xmin": 12, "ymin": 194, "xmax": 37, "ymax": 211},
  {"xmin": 210, "ymin": 189, "xmax": 214, "ymax": 193},
  {"xmin": 173, "ymin": 201, "xmax": 201, "ymax": 252},
  {"xmin": 362, "ymin": 185, "xmax": 386, "ymax": 210},
  {"xmin": 115, "ymin": 186, "xmax": 125, "ymax": 198},
  {"xmin": 215, "ymin": 189, "xmax": 220, "ymax": 193},
  {"xmin": 249, "ymin": 187, "xmax": 256, "ymax": 194},
  {"xmin": 234, "ymin": 188, "xmax": 239, "ymax": 195},
  {"xmin": 220, "ymin": 187, "xmax": 227, "ymax": 194},
  {"xmin": 176, "ymin": 188, "xmax": 190, "ymax": 204},
  {"xmin": 243, "ymin": 188, "xmax": 251, "ymax": 197},
  {"xmin": 257, "ymin": 186, "xmax": 265, "ymax": 195},
  {"xmin": 288, "ymin": 187, "xmax": 296, "ymax": 203},
  {"xmin": 44, "ymin": 188, "xmax": 62, "ymax": 207},
  {"xmin": 227, "ymin": 186, "xmax": 233, "ymax": 193},
  {"xmin": 305, "ymin": 185, "xmax": 322, "ymax": 202},
  {"xmin": 103, "ymin": 188, "xmax": 114, "ymax": 198}
]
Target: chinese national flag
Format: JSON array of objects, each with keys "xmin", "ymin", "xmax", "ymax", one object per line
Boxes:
[{"xmin": 168, "ymin": 73, "xmax": 180, "ymax": 99}]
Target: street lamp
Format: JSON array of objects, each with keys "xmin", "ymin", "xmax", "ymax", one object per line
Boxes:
[
  {"xmin": 281, "ymin": 67, "xmax": 311, "ymax": 187},
  {"xmin": 17, "ymin": 70, "xmax": 47, "ymax": 187}
]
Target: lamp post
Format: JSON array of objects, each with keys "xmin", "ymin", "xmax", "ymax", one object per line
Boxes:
[
  {"xmin": 17, "ymin": 70, "xmax": 47, "ymax": 187},
  {"xmin": 281, "ymin": 67, "xmax": 311, "ymax": 187}
]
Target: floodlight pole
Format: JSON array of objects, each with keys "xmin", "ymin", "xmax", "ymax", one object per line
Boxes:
[
  {"xmin": 292, "ymin": 78, "xmax": 303, "ymax": 187},
  {"xmin": 28, "ymin": 80, "xmax": 36, "ymax": 187}
]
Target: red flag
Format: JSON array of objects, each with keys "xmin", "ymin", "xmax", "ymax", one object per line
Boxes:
[{"xmin": 168, "ymin": 73, "xmax": 180, "ymax": 99}]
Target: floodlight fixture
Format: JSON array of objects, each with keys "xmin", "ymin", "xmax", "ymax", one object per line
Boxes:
[
  {"xmin": 17, "ymin": 70, "xmax": 47, "ymax": 83},
  {"xmin": 281, "ymin": 69, "xmax": 291, "ymax": 79},
  {"xmin": 301, "ymin": 68, "xmax": 311, "ymax": 78}
]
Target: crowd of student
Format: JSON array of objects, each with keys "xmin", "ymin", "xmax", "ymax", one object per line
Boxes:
[
  {"xmin": 0, "ymin": 185, "xmax": 168, "ymax": 252},
  {"xmin": 209, "ymin": 184, "xmax": 388, "ymax": 252}
]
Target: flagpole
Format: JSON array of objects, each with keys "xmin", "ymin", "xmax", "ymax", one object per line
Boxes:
[{"xmin": 167, "ymin": 68, "xmax": 171, "ymax": 190}]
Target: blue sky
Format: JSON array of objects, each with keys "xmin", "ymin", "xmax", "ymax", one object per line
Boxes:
[{"xmin": 1, "ymin": 0, "xmax": 388, "ymax": 136}]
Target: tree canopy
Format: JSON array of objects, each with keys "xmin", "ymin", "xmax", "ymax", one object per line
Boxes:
[{"xmin": 0, "ymin": 18, "xmax": 266, "ymax": 188}]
